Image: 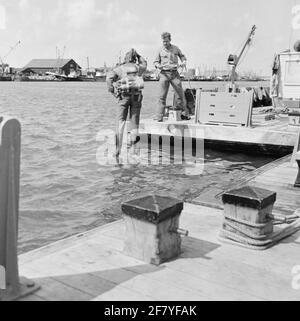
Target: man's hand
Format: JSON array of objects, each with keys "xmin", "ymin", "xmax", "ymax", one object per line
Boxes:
[{"xmin": 180, "ymin": 62, "xmax": 187, "ymax": 70}]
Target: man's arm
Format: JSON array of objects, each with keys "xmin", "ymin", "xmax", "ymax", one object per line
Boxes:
[
  {"xmin": 177, "ymin": 46, "xmax": 187, "ymax": 65},
  {"xmin": 154, "ymin": 50, "xmax": 162, "ymax": 69},
  {"xmin": 106, "ymin": 69, "xmax": 118, "ymax": 94},
  {"xmin": 137, "ymin": 55, "xmax": 148, "ymax": 76}
]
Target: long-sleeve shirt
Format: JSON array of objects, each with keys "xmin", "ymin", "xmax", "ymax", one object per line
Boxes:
[{"xmin": 154, "ymin": 44, "xmax": 187, "ymax": 71}]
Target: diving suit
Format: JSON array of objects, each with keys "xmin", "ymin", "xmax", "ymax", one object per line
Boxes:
[{"xmin": 107, "ymin": 49, "xmax": 147, "ymax": 157}]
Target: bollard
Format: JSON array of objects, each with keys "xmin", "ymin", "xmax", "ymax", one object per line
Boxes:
[
  {"xmin": 222, "ymin": 186, "xmax": 277, "ymax": 238},
  {"xmin": 295, "ymin": 152, "xmax": 300, "ymax": 187},
  {"xmin": 0, "ymin": 117, "xmax": 40, "ymax": 301},
  {"xmin": 122, "ymin": 195, "xmax": 185, "ymax": 265},
  {"xmin": 220, "ymin": 186, "xmax": 300, "ymax": 250}
]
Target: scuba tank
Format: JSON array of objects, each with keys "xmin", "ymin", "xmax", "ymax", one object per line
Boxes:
[
  {"xmin": 117, "ymin": 75, "xmax": 144, "ymax": 92},
  {"xmin": 116, "ymin": 63, "xmax": 145, "ymax": 93}
]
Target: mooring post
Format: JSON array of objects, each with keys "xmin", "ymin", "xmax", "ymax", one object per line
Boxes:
[
  {"xmin": 222, "ymin": 186, "xmax": 277, "ymax": 238},
  {"xmin": 0, "ymin": 116, "xmax": 39, "ymax": 301},
  {"xmin": 122, "ymin": 195, "xmax": 186, "ymax": 265}
]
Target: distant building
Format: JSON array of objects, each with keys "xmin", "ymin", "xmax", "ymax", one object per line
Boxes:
[{"xmin": 21, "ymin": 59, "xmax": 81, "ymax": 76}]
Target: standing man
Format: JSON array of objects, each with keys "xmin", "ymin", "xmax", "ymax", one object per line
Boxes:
[
  {"xmin": 154, "ymin": 32, "xmax": 191, "ymax": 122},
  {"xmin": 107, "ymin": 49, "xmax": 147, "ymax": 158}
]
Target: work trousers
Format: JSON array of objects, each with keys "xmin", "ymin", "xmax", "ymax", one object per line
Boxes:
[
  {"xmin": 116, "ymin": 93, "xmax": 142, "ymax": 156},
  {"xmin": 156, "ymin": 70, "xmax": 188, "ymax": 119}
]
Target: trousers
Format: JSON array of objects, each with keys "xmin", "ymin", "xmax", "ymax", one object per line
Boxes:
[
  {"xmin": 156, "ymin": 70, "xmax": 188, "ymax": 119},
  {"xmin": 116, "ymin": 92, "xmax": 143, "ymax": 155}
]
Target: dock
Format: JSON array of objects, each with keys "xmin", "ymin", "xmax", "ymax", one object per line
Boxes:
[
  {"xmin": 193, "ymin": 154, "xmax": 300, "ymax": 216},
  {"xmin": 18, "ymin": 155, "xmax": 300, "ymax": 301},
  {"xmin": 139, "ymin": 116, "xmax": 299, "ymax": 156}
]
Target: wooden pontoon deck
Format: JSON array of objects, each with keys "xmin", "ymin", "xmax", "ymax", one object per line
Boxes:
[
  {"xmin": 19, "ymin": 156, "xmax": 300, "ymax": 301},
  {"xmin": 140, "ymin": 116, "xmax": 299, "ymax": 156}
]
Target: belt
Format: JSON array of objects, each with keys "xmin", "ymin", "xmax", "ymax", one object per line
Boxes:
[
  {"xmin": 121, "ymin": 91, "xmax": 142, "ymax": 97},
  {"xmin": 161, "ymin": 69, "xmax": 177, "ymax": 72}
]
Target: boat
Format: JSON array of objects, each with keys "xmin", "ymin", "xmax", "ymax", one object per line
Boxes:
[
  {"xmin": 139, "ymin": 25, "xmax": 300, "ymax": 157},
  {"xmin": 45, "ymin": 71, "xmax": 83, "ymax": 82},
  {"xmin": 0, "ymin": 75, "xmax": 14, "ymax": 81}
]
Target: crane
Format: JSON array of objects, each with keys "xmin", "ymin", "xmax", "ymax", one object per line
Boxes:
[
  {"xmin": 227, "ymin": 25, "xmax": 257, "ymax": 88},
  {"xmin": 0, "ymin": 41, "xmax": 21, "ymax": 72}
]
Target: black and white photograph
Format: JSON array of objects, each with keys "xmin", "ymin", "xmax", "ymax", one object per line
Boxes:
[{"xmin": 0, "ymin": 0, "xmax": 300, "ymax": 307}]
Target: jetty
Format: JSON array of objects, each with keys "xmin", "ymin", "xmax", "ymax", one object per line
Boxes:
[
  {"xmin": 1, "ymin": 114, "xmax": 300, "ymax": 301},
  {"xmin": 15, "ymin": 128, "xmax": 300, "ymax": 301},
  {"xmin": 16, "ymin": 152, "xmax": 300, "ymax": 301},
  {"xmin": 18, "ymin": 194, "xmax": 300, "ymax": 301}
]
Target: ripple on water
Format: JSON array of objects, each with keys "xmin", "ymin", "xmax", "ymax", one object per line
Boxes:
[{"xmin": 0, "ymin": 81, "xmax": 275, "ymax": 253}]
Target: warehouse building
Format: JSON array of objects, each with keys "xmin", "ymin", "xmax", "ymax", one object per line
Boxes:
[{"xmin": 21, "ymin": 59, "xmax": 81, "ymax": 76}]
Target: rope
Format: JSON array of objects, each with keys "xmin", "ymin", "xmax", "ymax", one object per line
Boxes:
[
  {"xmin": 219, "ymin": 230, "xmax": 272, "ymax": 250},
  {"xmin": 220, "ymin": 215, "xmax": 300, "ymax": 251},
  {"xmin": 224, "ymin": 214, "xmax": 273, "ymax": 228}
]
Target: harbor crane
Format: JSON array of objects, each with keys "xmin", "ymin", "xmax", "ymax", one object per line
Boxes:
[
  {"xmin": 0, "ymin": 41, "xmax": 21, "ymax": 71},
  {"xmin": 227, "ymin": 25, "xmax": 257, "ymax": 89}
]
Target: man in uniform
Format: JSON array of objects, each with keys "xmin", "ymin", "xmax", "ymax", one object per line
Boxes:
[
  {"xmin": 107, "ymin": 49, "xmax": 147, "ymax": 158},
  {"xmin": 154, "ymin": 32, "xmax": 191, "ymax": 122}
]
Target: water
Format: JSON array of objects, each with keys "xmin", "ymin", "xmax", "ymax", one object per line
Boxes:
[{"xmin": 0, "ymin": 81, "xmax": 275, "ymax": 253}]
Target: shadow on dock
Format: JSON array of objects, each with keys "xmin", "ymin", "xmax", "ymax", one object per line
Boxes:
[
  {"xmin": 181, "ymin": 237, "xmax": 221, "ymax": 260},
  {"xmin": 21, "ymin": 264, "xmax": 165, "ymax": 301}
]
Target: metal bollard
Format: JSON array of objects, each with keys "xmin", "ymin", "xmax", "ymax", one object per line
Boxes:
[{"xmin": 0, "ymin": 117, "xmax": 40, "ymax": 301}]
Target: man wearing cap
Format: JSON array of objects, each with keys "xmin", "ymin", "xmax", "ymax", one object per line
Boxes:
[
  {"xmin": 107, "ymin": 49, "xmax": 147, "ymax": 158},
  {"xmin": 154, "ymin": 32, "xmax": 190, "ymax": 122}
]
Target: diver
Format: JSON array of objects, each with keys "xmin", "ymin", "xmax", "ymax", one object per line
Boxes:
[
  {"xmin": 107, "ymin": 49, "xmax": 147, "ymax": 159},
  {"xmin": 154, "ymin": 32, "xmax": 191, "ymax": 122}
]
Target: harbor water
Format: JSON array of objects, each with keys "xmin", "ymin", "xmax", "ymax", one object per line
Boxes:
[{"xmin": 0, "ymin": 81, "xmax": 275, "ymax": 254}]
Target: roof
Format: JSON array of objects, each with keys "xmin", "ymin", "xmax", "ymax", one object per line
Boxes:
[{"xmin": 22, "ymin": 59, "xmax": 80, "ymax": 70}]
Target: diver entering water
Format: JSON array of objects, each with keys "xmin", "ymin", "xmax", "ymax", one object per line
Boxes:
[{"xmin": 107, "ymin": 49, "xmax": 147, "ymax": 158}]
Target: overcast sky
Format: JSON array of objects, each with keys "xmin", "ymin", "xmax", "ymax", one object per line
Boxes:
[{"xmin": 0, "ymin": 0, "xmax": 300, "ymax": 74}]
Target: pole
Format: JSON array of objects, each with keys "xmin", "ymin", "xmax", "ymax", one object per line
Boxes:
[{"xmin": 0, "ymin": 117, "xmax": 40, "ymax": 301}]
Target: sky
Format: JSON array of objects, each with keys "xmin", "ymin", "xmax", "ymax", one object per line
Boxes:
[{"xmin": 0, "ymin": 0, "xmax": 300, "ymax": 74}]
